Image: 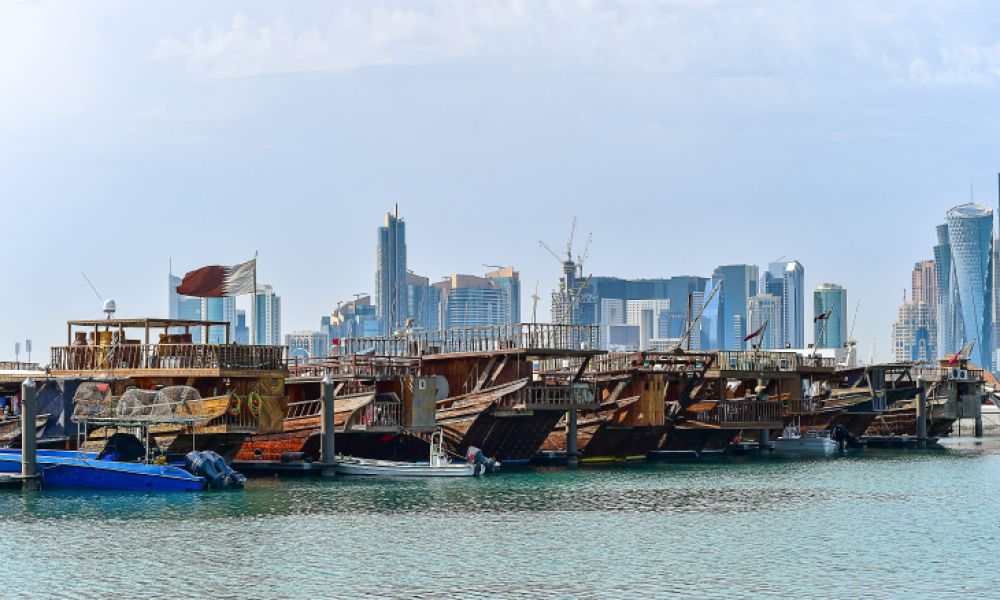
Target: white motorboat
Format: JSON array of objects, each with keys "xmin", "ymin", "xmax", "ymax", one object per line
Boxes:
[
  {"xmin": 334, "ymin": 431, "xmax": 491, "ymax": 477},
  {"xmin": 770, "ymin": 425, "xmax": 841, "ymax": 457}
]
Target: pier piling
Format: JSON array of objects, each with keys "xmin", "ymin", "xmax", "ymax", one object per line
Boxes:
[
  {"xmin": 21, "ymin": 378, "xmax": 40, "ymax": 491},
  {"xmin": 916, "ymin": 375, "xmax": 927, "ymax": 449},
  {"xmin": 975, "ymin": 416, "xmax": 984, "ymax": 438},
  {"xmin": 566, "ymin": 408, "xmax": 579, "ymax": 468},
  {"xmin": 320, "ymin": 374, "xmax": 336, "ymax": 477},
  {"xmin": 759, "ymin": 428, "xmax": 770, "ymax": 453}
]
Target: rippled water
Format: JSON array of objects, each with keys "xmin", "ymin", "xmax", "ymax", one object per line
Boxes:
[{"xmin": 2, "ymin": 439, "xmax": 1000, "ymax": 598}]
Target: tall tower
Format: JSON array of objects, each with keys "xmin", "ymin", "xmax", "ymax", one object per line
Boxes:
[
  {"xmin": 813, "ymin": 283, "xmax": 847, "ymax": 350},
  {"xmin": 946, "ymin": 203, "xmax": 993, "ymax": 370},
  {"xmin": 376, "ymin": 205, "xmax": 407, "ymax": 336},
  {"xmin": 783, "ymin": 261, "xmax": 805, "ymax": 349}
]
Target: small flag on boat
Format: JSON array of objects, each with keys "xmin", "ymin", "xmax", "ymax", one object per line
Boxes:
[
  {"xmin": 743, "ymin": 320, "xmax": 768, "ymax": 342},
  {"xmin": 330, "ymin": 338, "xmax": 341, "ymax": 346},
  {"xmin": 176, "ymin": 258, "xmax": 256, "ymax": 297},
  {"xmin": 948, "ymin": 341, "xmax": 975, "ymax": 366},
  {"xmin": 814, "ymin": 308, "xmax": 833, "ymax": 323}
]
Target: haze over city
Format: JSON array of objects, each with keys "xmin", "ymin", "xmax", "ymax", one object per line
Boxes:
[{"xmin": 4, "ymin": 1, "xmax": 1000, "ymax": 362}]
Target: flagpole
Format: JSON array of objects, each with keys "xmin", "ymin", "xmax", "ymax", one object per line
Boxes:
[{"xmin": 252, "ymin": 251, "xmax": 258, "ymax": 345}]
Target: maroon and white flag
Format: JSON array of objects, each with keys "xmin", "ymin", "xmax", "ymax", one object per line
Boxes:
[
  {"xmin": 176, "ymin": 258, "xmax": 256, "ymax": 298},
  {"xmin": 814, "ymin": 308, "xmax": 833, "ymax": 323},
  {"xmin": 743, "ymin": 320, "xmax": 768, "ymax": 342},
  {"xmin": 948, "ymin": 341, "xmax": 975, "ymax": 366}
]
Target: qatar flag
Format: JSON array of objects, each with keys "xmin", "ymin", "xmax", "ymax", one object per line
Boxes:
[{"xmin": 176, "ymin": 258, "xmax": 256, "ymax": 297}]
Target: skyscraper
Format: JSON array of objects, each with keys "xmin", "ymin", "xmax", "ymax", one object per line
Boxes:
[
  {"xmin": 234, "ymin": 310, "xmax": 250, "ymax": 344},
  {"xmin": 437, "ymin": 275, "xmax": 505, "ymax": 329},
  {"xmin": 782, "ymin": 261, "xmax": 805, "ymax": 348},
  {"xmin": 945, "ymin": 203, "xmax": 994, "ymax": 369},
  {"xmin": 485, "ymin": 267, "xmax": 521, "ymax": 325},
  {"xmin": 747, "ymin": 294, "xmax": 782, "ymax": 350},
  {"xmin": 813, "ymin": 283, "xmax": 847, "ymax": 350},
  {"xmin": 912, "ymin": 260, "xmax": 937, "ymax": 307},
  {"xmin": 934, "ymin": 224, "xmax": 955, "ymax": 358},
  {"xmin": 892, "ymin": 300, "xmax": 934, "ymax": 362},
  {"xmin": 376, "ymin": 205, "xmax": 407, "ymax": 335},
  {"xmin": 406, "ymin": 273, "xmax": 442, "ymax": 331},
  {"xmin": 201, "ymin": 296, "xmax": 236, "ymax": 344},
  {"xmin": 254, "ymin": 284, "xmax": 281, "ymax": 345},
  {"xmin": 712, "ymin": 264, "xmax": 759, "ymax": 350}
]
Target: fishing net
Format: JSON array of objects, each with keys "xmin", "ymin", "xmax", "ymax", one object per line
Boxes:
[
  {"xmin": 115, "ymin": 386, "xmax": 202, "ymax": 421},
  {"xmin": 71, "ymin": 381, "xmax": 115, "ymax": 420}
]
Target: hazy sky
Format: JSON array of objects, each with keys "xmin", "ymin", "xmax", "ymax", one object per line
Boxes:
[{"xmin": 3, "ymin": 0, "xmax": 1000, "ymax": 362}]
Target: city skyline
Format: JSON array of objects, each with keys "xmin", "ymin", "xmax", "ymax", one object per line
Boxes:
[{"xmin": 6, "ymin": 2, "xmax": 1000, "ymax": 364}]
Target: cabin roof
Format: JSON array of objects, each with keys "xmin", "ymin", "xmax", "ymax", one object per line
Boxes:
[{"xmin": 66, "ymin": 318, "xmax": 230, "ymax": 329}]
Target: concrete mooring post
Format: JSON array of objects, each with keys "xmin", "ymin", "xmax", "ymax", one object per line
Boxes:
[
  {"xmin": 916, "ymin": 375, "xmax": 927, "ymax": 449},
  {"xmin": 566, "ymin": 408, "xmax": 579, "ymax": 467},
  {"xmin": 320, "ymin": 374, "xmax": 336, "ymax": 477},
  {"xmin": 21, "ymin": 378, "xmax": 39, "ymax": 491}
]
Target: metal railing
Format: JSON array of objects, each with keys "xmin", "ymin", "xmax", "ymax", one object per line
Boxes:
[
  {"xmin": 917, "ymin": 367, "xmax": 985, "ymax": 382},
  {"xmin": 51, "ymin": 344, "xmax": 287, "ymax": 372},
  {"xmin": 339, "ymin": 323, "xmax": 601, "ymax": 357},
  {"xmin": 288, "ymin": 355, "xmax": 421, "ymax": 378},
  {"xmin": 713, "ymin": 400, "xmax": 784, "ymax": 427},
  {"xmin": 343, "ymin": 401, "xmax": 403, "ymax": 431},
  {"xmin": 496, "ymin": 383, "xmax": 598, "ymax": 410},
  {"xmin": 716, "ymin": 351, "xmax": 835, "ymax": 373}
]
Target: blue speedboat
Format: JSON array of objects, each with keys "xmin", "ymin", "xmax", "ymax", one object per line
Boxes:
[{"xmin": 0, "ymin": 451, "xmax": 206, "ymax": 492}]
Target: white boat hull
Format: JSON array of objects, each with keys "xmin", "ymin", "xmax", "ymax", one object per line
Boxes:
[
  {"xmin": 335, "ymin": 458, "xmax": 483, "ymax": 477},
  {"xmin": 771, "ymin": 437, "xmax": 840, "ymax": 457}
]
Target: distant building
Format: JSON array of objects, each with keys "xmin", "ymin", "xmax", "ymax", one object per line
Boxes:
[
  {"xmin": 168, "ymin": 274, "xmax": 206, "ymax": 342},
  {"xmin": 376, "ymin": 206, "xmax": 407, "ymax": 335},
  {"xmin": 813, "ymin": 283, "xmax": 847, "ymax": 350},
  {"xmin": 253, "ymin": 285, "xmax": 281, "ymax": 345},
  {"xmin": 912, "ymin": 260, "xmax": 937, "ymax": 307},
  {"xmin": 406, "ymin": 273, "xmax": 442, "ymax": 331},
  {"xmin": 285, "ymin": 330, "xmax": 330, "ymax": 361},
  {"xmin": 485, "ymin": 267, "xmax": 521, "ymax": 325},
  {"xmin": 234, "ymin": 310, "xmax": 250, "ymax": 344},
  {"xmin": 437, "ymin": 275, "xmax": 505, "ymax": 329},
  {"xmin": 327, "ymin": 295, "xmax": 379, "ymax": 341},
  {"xmin": 168, "ymin": 274, "xmax": 237, "ymax": 343},
  {"xmin": 747, "ymin": 294, "xmax": 782, "ymax": 350},
  {"xmin": 712, "ymin": 264, "xmax": 759, "ymax": 350},
  {"xmin": 934, "ymin": 224, "xmax": 955, "ymax": 359},
  {"xmin": 892, "ymin": 300, "xmax": 934, "ymax": 362},
  {"xmin": 201, "ymin": 297, "xmax": 236, "ymax": 344},
  {"xmin": 945, "ymin": 203, "xmax": 993, "ymax": 369},
  {"xmin": 782, "ymin": 261, "xmax": 805, "ymax": 349}
]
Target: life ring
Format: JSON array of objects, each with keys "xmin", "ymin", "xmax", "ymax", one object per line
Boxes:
[
  {"xmin": 228, "ymin": 393, "xmax": 242, "ymax": 417},
  {"xmin": 247, "ymin": 391, "xmax": 262, "ymax": 417}
]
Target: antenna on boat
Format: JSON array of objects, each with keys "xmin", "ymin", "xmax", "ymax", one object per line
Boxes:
[{"xmin": 82, "ymin": 271, "xmax": 104, "ymax": 303}]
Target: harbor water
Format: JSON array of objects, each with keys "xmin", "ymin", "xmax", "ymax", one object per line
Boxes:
[{"xmin": 2, "ymin": 439, "xmax": 999, "ymax": 598}]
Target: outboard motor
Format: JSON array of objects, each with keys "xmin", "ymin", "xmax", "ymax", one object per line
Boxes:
[
  {"xmin": 831, "ymin": 425, "xmax": 863, "ymax": 450},
  {"xmin": 185, "ymin": 451, "xmax": 247, "ymax": 490},
  {"xmin": 466, "ymin": 446, "xmax": 501, "ymax": 473}
]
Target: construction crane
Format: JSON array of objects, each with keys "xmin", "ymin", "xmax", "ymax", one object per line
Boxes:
[
  {"xmin": 531, "ymin": 281, "xmax": 541, "ymax": 323},
  {"xmin": 577, "ymin": 233, "xmax": 592, "ymax": 274},
  {"xmin": 538, "ymin": 241, "xmax": 563, "ymax": 265}
]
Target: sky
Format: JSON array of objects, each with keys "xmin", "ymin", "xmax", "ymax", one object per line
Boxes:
[{"xmin": 3, "ymin": 0, "xmax": 1000, "ymax": 363}]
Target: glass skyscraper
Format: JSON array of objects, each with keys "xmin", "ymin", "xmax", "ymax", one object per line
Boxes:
[
  {"xmin": 782, "ymin": 261, "xmax": 805, "ymax": 349},
  {"xmin": 376, "ymin": 206, "xmax": 407, "ymax": 336},
  {"xmin": 945, "ymin": 203, "xmax": 993, "ymax": 369},
  {"xmin": 813, "ymin": 283, "xmax": 847, "ymax": 350},
  {"xmin": 711, "ymin": 264, "xmax": 759, "ymax": 350},
  {"xmin": 934, "ymin": 223, "xmax": 955, "ymax": 358}
]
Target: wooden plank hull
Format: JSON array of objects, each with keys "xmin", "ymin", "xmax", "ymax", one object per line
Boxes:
[
  {"xmin": 542, "ymin": 422, "xmax": 667, "ymax": 461},
  {"xmin": 439, "ymin": 410, "xmax": 564, "ymax": 464}
]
